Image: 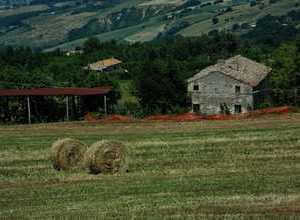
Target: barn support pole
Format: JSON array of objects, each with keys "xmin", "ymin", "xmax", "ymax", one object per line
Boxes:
[
  {"xmin": 104, "ymin": 95, "xmax": 107, "ymax": 115},
  {"xmin": 72, "ymin": 96, "xmax": 76, "ymax": 119},
  {"xmin": 5, "ymin": 97, "xmax": 9, "ymax": 122},
  {"xmin": 27, "ymin": 96, "xmax": 31, "ymax": 124},
  {"xmin": 66, "ymin": 96, "xmax": 69, "ymax": 121},
  {"xmin": 294, "ymin": 88, "xmax": 298, "ymax": 106}
]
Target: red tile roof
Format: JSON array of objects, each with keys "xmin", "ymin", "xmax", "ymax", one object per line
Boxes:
[
  {"xmin": 85, "ymin": 58, "xmax": 122, "ymax": 71},
  {"xmin": 188, "ymin": 55, "xmax": 272, "ymax": 87},
  {"xmin": 0, "ymin": 87, "xmax": 112, "ymax": 97}
]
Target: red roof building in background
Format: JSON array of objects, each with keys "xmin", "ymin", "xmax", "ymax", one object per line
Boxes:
[{"xmin": 84, "ymin": 58, "xmax": 122, "ymax": 72}]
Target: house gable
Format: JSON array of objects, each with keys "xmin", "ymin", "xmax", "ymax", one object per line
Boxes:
[{"xmin": 188, "ymin": 71, "xmax": 252, "ymax": 96}]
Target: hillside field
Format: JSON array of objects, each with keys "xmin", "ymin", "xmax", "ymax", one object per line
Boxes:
[
  {"xmin": 0, "ymin": 0, "xmax": 299, "ymax": 50},
  {"xmin": 0, "ymin": 115, "xmax": 300, "ymax": 218}
]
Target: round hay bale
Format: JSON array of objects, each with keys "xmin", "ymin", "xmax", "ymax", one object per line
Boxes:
[
  {"xmin": 84, "ymin": 140, "xmax": 128, "ymax": 174},
  {"xmin": 50, "ymin": 138, "xmax": 87, "ymax": 171}
]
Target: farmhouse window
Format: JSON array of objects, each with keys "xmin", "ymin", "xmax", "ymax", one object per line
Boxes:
[
  {"xmin": 234, "ymin": 104, "xmax": 242, "ymax": 113},
  {"xmin": 193, "ymin": 104, "xmax": 200, "ymax": 112},
  {"xmin": 193, "ymin": 84, "xmax": 199, "ymax": 91},
  {"xmin": 235, "ymin": 85, "xmax": 241, "ymax": 94}
]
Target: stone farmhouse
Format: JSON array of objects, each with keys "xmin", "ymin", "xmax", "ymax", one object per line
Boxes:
[{"xmin": 187, "ymin": 55, "xmax": 272, "ymax": 115}]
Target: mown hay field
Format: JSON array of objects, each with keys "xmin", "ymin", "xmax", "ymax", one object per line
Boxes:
[{"xmin": 0, "ymin": 114, "xmax": 300, "ymax": 219}]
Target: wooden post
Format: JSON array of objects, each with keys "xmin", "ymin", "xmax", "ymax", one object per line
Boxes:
[
  {"xmin": 66, "ymin": 96, "xmax": 69, "ymax": 121},
  {"xmin": 5, "ymin": 97, "xmax": 9, "ymax": 122},
  {"xmin": 27, "ymin": 96, "xmax": 31, "ymax": 124},
  {"xmin": 295, "ymin": 88, "xmax": 298, "ymax": 106},
  {"xmin": 104, "ymin": 95, "xmax": 107, "ymax": 115},
  {"xmin": 72, "ymin": 96, "xmax": 76, "ymax": 119}
]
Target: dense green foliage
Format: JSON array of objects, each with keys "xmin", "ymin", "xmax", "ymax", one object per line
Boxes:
[
  {"xmin": 134, "ymin": 59, "xmax": 187, "ymax": 114},
  {"xmin": 243, "ymin": 11, "xmax": 299, "ymax": 47},
  {"xmin": 0, "ymin": 10, "xmax": 300, "ymax": 122}
]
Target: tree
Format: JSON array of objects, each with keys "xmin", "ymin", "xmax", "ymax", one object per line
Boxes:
[
  {"xmin": 270, "ymin": 43, "xmax": 300, "ymax": 105},
  {"xmin": 212, "ymin": 17, "xmax": 219, "ymax": 25},
  {"xmin": 250, "ymin": 1, "xmax": 256, "ymax": 7},
  {"xmin": 232, "ymin": 23, "xmax": 240, "ymax": 31},
  {"xmin": 83, "ymin": 37, "xmax": 101, "ymax": 54},
  {"xmin": 243, "ymin": 14, "xmax": 298, "ymax": 47},
  {"xmin": 134, "ymin": 60, "xmax": 187, "ymax": 114}
]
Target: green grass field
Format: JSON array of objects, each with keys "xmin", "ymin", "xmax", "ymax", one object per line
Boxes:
[{"xmin": 0, "ymin": 114, "xmax": 300, "ymax": 219}]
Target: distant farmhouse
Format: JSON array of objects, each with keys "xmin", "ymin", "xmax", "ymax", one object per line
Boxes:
[
  {"xmin": 65, "ymin": 49, "xmax": 83, "ymax": 56},
  {"xmin": 187, "ymin": 55, "xmax": 272, "ymax": 115},
  {"xmin": 84, "ymin": 58, "xmax": 122, "ymax": 72}
]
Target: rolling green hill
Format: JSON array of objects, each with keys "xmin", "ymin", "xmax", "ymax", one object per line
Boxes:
[{"xmin": 0, "ymin": 0, "xmax": 299, "ymax": 50}]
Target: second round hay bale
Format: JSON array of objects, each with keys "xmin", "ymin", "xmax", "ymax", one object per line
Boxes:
[
  {"xmin": 84, "ymin": 140, "xmax": 128, "ymax": 174},
  {"xmin": 50, "ymin": 138, "xmax": 87, "ymax": 171}
]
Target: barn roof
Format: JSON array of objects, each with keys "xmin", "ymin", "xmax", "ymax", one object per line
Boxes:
[
  {"xmin": 85, "ymin": 58, "xmax": 122, "ymax": 71},
  {"xmin": 0, "ymin": 87, "xmax": 112, "ymax": 97},
  {"xmin": 187, "ymin": 55, "xmax": 272, "ymax": 87}
]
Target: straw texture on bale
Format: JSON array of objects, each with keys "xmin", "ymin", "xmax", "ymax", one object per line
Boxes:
[
  {"xmin": 84, "ymin": 140, "xmax": 128, "ymax": 174},
  {"xmin": 50, "ymin": 138, "xmax": 87, "ymax": 171}
]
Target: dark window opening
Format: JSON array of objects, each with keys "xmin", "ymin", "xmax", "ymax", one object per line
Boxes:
[
  {"xmin": 234, "ymin": 104, "xmax": 242, "ymax": 113},
  {"xmin": 193, "ymin": 104, "xmax": 200, "ymax": 112},
  {"xmin": 194, "ymin": 85, "xmax": 199, "ymax": 91},
  {"xmin": 235, "ymin": 85, "xmax": 241, "ymax": 94},
  {"xmin": 220, "ymin": 103, "xmax": 230, "ymax": 114}
]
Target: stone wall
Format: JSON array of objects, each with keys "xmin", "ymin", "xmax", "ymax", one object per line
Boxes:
[{"xmin": 188, "ymin": 71, "xmax": 253, "ymax": 115}]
